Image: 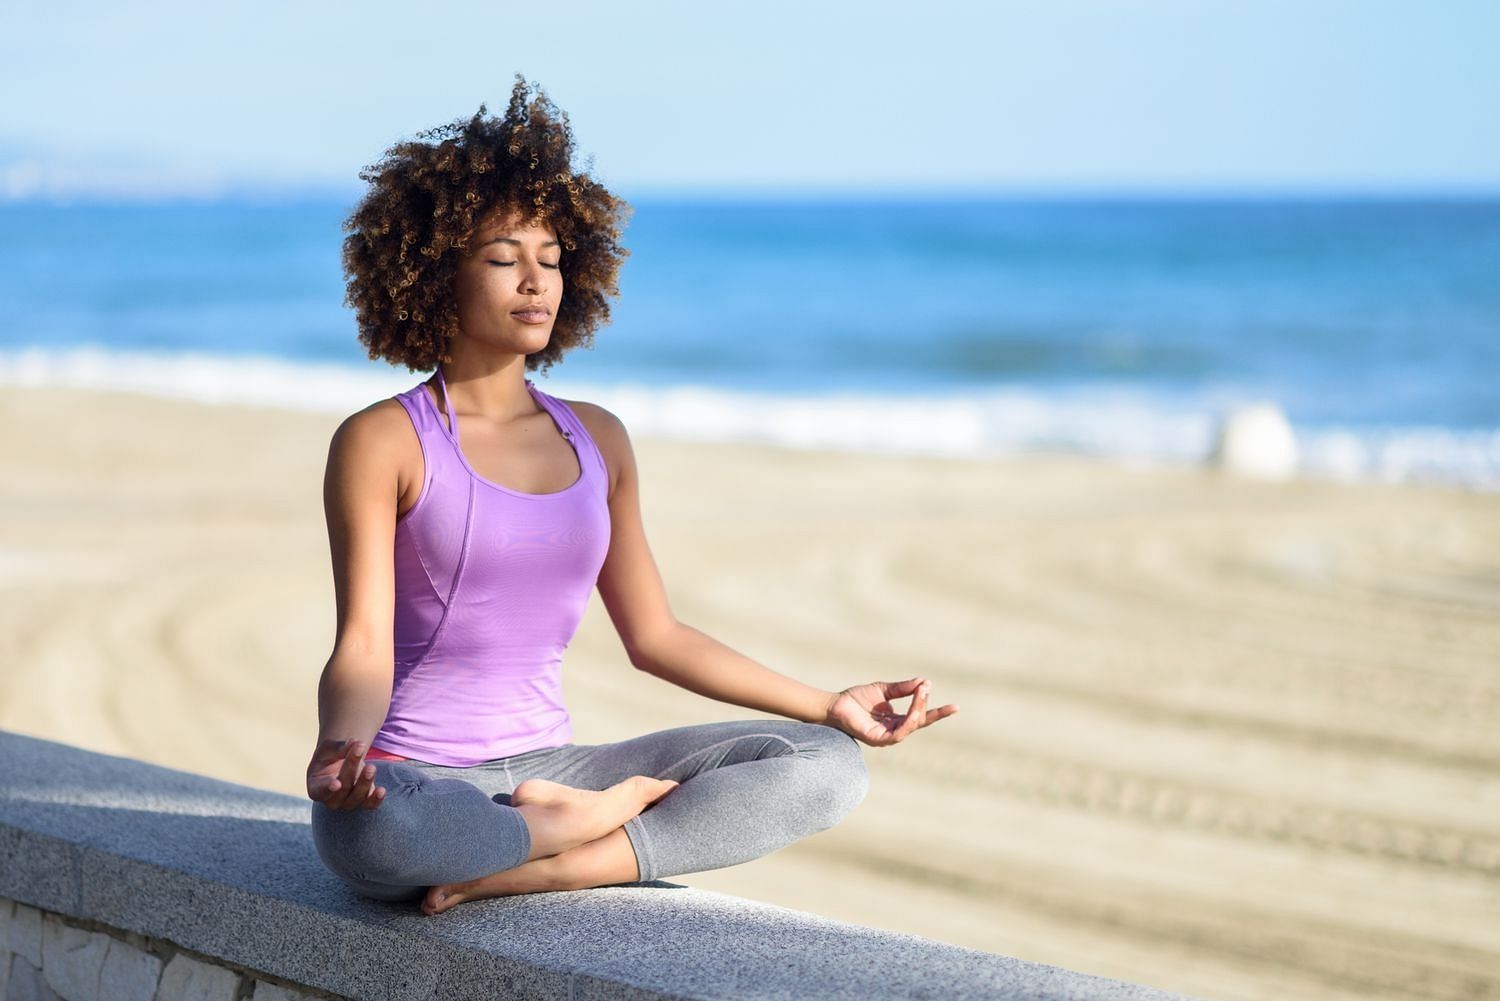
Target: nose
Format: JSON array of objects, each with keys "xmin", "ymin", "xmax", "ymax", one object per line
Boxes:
[{"xmin": 519, "ymin": 261, "xmax": 547, "ymax": 296}]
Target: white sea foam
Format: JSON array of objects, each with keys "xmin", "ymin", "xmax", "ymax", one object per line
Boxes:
[
  {"xmin": 2, "ymin": 345, "xmax": 1495, "ymax": 492},
  {"xmin": 0, "ymin": 345, "xmax": 416, "ymax": 411}
]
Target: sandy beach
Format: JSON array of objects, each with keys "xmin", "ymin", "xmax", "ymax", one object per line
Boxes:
[{"xmin": 1, "ymin": 384, "xmax": 1496, "ymax": 1001}]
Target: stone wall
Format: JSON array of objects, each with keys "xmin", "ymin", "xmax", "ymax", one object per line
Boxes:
[
  {"xmin": 1, "ymin": 897, "xmax": 336, "ymax": 1000},
  {"xmin": 0, "ymin": 729, "xmax": 1199, "ymax": 1001}
]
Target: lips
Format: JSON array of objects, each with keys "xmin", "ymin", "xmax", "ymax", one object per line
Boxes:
[{"xmin": 511, "ymin": 307, "xmax": 550, "ymax": 323}]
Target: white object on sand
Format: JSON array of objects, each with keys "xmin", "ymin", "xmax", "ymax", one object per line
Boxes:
[{"xmin": 1208, "ymin": 402, "xmax": 1299, "ymax": 481}]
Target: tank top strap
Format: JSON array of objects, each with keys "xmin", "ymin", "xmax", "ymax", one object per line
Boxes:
[
  {"xmin": 434, "ymin": 366, "xmax": 460, "ymax": 443},
  {"xmin": 407, "ymin": 371, "xmax": 606, "ymax": 488},
  {"xmin": 394, "ymin": 377, "xmax": 448, "ymax": 443},
  {"xmin": 526, "ymin": 379, "xmax": 610, "ymax": 485}
]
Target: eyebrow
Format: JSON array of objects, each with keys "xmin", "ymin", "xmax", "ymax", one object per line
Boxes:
[{"xmin": 480, "ymin": 236, "xmax": 560, "ymax": 249}]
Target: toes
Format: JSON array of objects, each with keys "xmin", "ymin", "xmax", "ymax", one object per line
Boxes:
[
  {"xmin": 424, "ymin": 886, "xmax": 458, "ymax": 914},
  {"xmin": 632, "ymin": 775, "xmax": 678, "ymax": 805}
]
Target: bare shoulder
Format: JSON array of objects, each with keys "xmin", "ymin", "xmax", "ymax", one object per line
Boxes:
[
  {"xmin": 325, "ymin": 397, "xmax": 422, "ymax": 512},
  {"xmin": 557, "ymin": 398, "xmax": 632, "ymax": 490},
  {"xmin": 561, "ymin": 398, "xmax": 627, "ymax": 440},
  {"xmin": 330, "ymin": 396, "xmax": 412, "ymax": 456}
]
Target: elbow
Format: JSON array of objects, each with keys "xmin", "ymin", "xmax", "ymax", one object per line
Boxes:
[
  {"xmin": 623, "ymin": 620, "xmax": 682, "ymax": 675},
  {"xmin": 626, "ymin": 646, "xmax": 660, "ymax": 675}
]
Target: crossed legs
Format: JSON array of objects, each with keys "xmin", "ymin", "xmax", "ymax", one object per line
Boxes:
[{"xmin": 310, "ymin": 719, "xmax": 869, "ymax": 913}]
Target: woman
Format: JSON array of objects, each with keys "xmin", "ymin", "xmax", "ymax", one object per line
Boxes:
[{"xmin": 307, "ymin": 76, "xmax": 958, "ymax": 917}]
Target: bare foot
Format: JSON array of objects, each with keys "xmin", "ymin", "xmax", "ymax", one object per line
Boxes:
[
  {"xmin": 509, "ymin": 776, "xmax": 677, "ymax": 861},
  {"xmin": 422, "ymin": 855, "xmax": 563, "ymax": 915},
  {"xmin": 423, "ymin": 828, "xmax": 638, "ymax": 916}
]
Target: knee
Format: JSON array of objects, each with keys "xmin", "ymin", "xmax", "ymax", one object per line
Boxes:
[
  {"xmin": 801, "ymin": 726, "xmax": 869, "ymax": 830},
  {"xmin": 311, "ymin": 798, "xmax": 390, "ymax": 883},
  {"xmin": 309, "ymin": 763, "xmax": 421, "ymax": 884}
]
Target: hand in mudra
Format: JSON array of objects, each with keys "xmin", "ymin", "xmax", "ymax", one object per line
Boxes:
[
  {"xmin": 307, "ymin": 738, "xmax": 388, "ymax": 811},
  {"xmin": 824, "ymin": 677, "xmax": 958, "ymax": 747}
]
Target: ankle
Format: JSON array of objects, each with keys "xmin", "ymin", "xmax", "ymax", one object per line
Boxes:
[
  {"xmin": 558, "ymin": 828, "xmax": 641, "ymax": 889},
  {"xmin": 517, "ymin": 854, "xmax": 572, "ymax": 893},
  {"xmin": 515, "ymin": 802, "xmax": 569, "ymax": 861}
]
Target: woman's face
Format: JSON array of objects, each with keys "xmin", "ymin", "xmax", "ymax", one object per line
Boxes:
[{"xmin": 451, "ymin": 208, "xmax": 563, "ymax": 357}]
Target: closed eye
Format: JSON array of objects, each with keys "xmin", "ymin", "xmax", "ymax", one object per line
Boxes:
[{"xmin": 488, "ymin": 262, "xmax": 561, "ymax": 269}]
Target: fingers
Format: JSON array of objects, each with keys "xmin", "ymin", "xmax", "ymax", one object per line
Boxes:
[
  {"xmin": 924, "ymin": 702, "xmax": 960, "ymax": 726},
  {"xmin": 914, "ymin": 703, "xmax": 959, "ymax": 732},
  {"xmin": 324, "ymin": 741, "xmax": 383, "ymax": 811},
  {"xmin": 865, "ymin": 682, "xmax": 928, "ymax": 746},
  {"xmin": 896, "ymin": 682, "xmax": 929, "ymax": 741},
  {"xmin": 308, "ymin": 741, "xmax": 348, "ymax": 804},
  {"xmin": 893, "ymin": 684, "xmax": 958, "ymax": 742},
  {"xmin": 327, "ymin": 742, "xmax": 362, "ymax": 808},
  {"xmin": 308, "ymin": 740, "xmax": 388, "ymax": 810},
  {"xmin": 309, "ymin": 738, "xmax": 355, "ymax": 792},
  {"xmin": 881, "ymin": 677, "xmax": 925, "ymax": 700},
  {"xmin": 348, "ymin": 755, "xmax": 380, "ymax": 810},
  {"xmin": 837, "ymin": 678, "xmax": 953, "ymax": 748}
]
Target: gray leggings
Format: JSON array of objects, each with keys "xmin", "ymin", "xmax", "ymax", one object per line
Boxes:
[{"xmin": 310, "ymin": 719, "xmax": 869, "ymax": 903}]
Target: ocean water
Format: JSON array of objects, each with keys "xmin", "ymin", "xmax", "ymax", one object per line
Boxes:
[{"xmin": 2, "ymin": 197, "xmax": 1497, "ymax": 488}]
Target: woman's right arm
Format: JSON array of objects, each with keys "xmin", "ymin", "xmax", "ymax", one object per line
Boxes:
[{"xmin": 307, "ymin": 405, "xmax": 402, "ymax": 810}]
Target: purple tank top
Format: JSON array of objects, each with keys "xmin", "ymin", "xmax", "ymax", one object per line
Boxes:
[{"xmin": 369, "ymin": 369, "xmax": 611, "ymax": 766}]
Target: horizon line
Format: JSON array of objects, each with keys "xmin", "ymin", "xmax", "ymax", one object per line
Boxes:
[{"xmin": 5, "ymin": 182, "xmax": 1500, "ymax": 207}]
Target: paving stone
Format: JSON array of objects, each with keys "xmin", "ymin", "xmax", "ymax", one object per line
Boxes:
[
  {"xmin": 10, "ymin": 901, "xmax": 44, "ymax": 967},
  {"xmin": 8, "ymin": 955, "xmax": 64, "ymax": 1001},
  {"xmin": 1, "ymin": 935, "xmax": 10, "ymax": 1001},
  {"xmin": 1, "ymin": 897, "xmax": 14, "ymax": 996},
  {"xmin": 41, "ymin": 913, "xmax": 110, "ymax": 1001},
  {"xmin": 99, "ymin": 937, "xmax": 164, "ymax": 1001},
  {"xmin": 155, "ymin": 953, "xmax": 243, "ymax": 1001},
  {"xmin": 1, "ymin": 896, "xmax": 14, "ymax": 951}
]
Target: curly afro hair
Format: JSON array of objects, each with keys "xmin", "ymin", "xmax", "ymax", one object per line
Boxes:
[{"xmin": 341, "ymin": 74, "xmax": 631, "ymax": 375}]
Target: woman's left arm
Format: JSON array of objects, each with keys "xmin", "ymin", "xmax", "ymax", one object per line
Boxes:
[{"xmin": 579, "ymin": 403, "xmax": 958, "ymax": 745}]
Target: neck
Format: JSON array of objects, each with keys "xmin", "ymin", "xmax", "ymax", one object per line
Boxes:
[{"xmin": 435, "ymin": 360, "xmax": 537, "ymax": 424}]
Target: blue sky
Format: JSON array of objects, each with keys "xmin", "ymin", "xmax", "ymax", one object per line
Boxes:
[{"xmin": 2, "ymin": 0, "xmax": 1497, "ymax": 199}]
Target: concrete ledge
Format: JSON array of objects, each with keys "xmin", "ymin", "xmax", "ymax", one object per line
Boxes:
[{"xmin": 0, "ymin": 730, "xmax": 1199, "ymax": 1000}]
